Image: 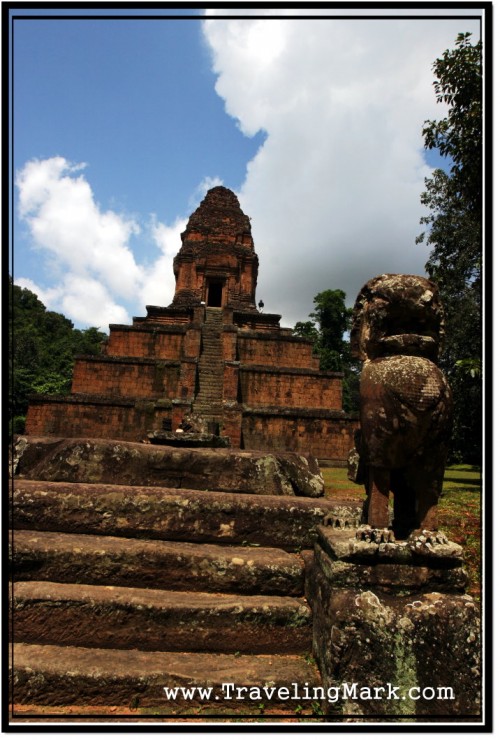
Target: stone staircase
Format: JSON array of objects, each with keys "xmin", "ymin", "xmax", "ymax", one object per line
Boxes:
[
  {"xmin": 10, "ymin": 478, "xmax": 362, "ymax": 716},
  {"xmin": 192, "ymin": 308, "xmax": 224, "ymax": 427}
]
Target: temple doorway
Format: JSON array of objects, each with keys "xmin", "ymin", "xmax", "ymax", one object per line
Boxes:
[{"xmin": 206, "ymin": 280, "xmax": 224, "ymax": 307}]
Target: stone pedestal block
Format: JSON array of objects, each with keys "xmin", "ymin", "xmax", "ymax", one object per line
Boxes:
[{"xmin": 306, "ymin": 528, "xmax": 481, "ymax": 719}]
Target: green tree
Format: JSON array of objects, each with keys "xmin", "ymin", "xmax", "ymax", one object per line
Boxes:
[
  {"xmin": 417, "ymin": 32, "xmax": 482, "ymax": 463},
  {"xmin": 293, "ymin": 290, "xmax": 360, "ymax": 413},
  {"xmin": 9, "ymin": 278, "xmax": 107, "ymax": 435}
]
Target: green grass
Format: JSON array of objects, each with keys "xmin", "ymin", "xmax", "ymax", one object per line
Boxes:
[
  {"xmin": 440, "ymin": 465, "xmax": 481, "ymax": 597},
  {"xmin": 321, "ymin": 467, "xmax": 365, "ymax": 500},
  {"xmin": 321, "ymin": 464, "xmax": 482, "ymax": 598}
]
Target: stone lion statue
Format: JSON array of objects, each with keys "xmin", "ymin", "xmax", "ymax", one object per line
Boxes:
[{"xmin": 350, "ymin": 274, "xmax": 453, "ymax": 540}]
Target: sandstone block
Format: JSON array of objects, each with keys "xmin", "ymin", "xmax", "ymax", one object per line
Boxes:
[
  {"xmin": 11, "ymin": 643, "xmax": 321, "ymax": 710},
  {"xmin": 10, "ymin": 530, "xmax": 305, "ymax": 596},
  {"xmin": 306, "ymin": 527, "xmax": 481, "ymax": 718},
  {"xmin": 12, "ymin": 480, "xmax": 362, "ymax": 550},
  {"xmin": 13, "ymin": 581, "xmax": 312, "ymax": 654},
  {"xmin": 13, "ymin": 436, "xmax": 324, "ymax": 497},
  {"xmin": 310, "ymin": 574, "xmax": 481, "ymax": 718}
]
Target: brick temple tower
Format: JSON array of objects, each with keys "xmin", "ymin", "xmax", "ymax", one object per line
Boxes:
[
  {"xmin": 26, "ymin": 186, "xmax": 357, "ymax": 463},
  {"xmin": 170, "ymin": 186, "xmax": 259, "ymax": 311}
]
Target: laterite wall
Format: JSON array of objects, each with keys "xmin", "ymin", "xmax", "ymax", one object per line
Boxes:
[
  {"xmin": 241, "ymin": 411, "xmax": 358, "ymax": 463},
  {"xmin": 239, "ymin": 368, "xmax": 343, "ymax": 410},
  {"xmin": 236, "ymin": 335, "xmax": 319, "ymax": 369},
  {"xmin": 25, "ymin": 397, "xmax": 172, "ymax": 442},
  {"xmin": 71, "ymin": 358, "xmax": 180, "ymax": 399}
]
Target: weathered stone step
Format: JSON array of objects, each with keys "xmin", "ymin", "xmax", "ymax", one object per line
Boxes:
[
  {"xmin": 192, "ymin": 407, "xmax": 223, "ymax": 415},
  {"xmin": 13, "ymin": 581, "xmax": 312, "ymax": 654},
  {"xmin": 198, "ymin": 363, "xmax": 223, "ymax": 370},
  {"xmin": 11, "ymin": 480, "xmax": 360, "ymax": 549},
  {"xmin": 11, "ymin": 530, "xmax": 305, "ymax": 595},
  {"xmin": 192, "ymin": 409, "xmax": 223, "ymax": 415},
  {"xmin": 11, "ymin": 643, "xmax": 321, "ymax": 710},
  {"xmin": 13, "ymin": 438, "xmax": 326, "ymax": 497}
]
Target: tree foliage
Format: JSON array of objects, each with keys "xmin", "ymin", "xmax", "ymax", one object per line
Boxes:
[
  {"xmin": 293, "ymin": 289, "xmax": 360, "ymax": 413},
  {"xmin": 9, "ymin": 278, "xmax": 107, "ymax": 435},
  {"xmin": 417, "ymin": 33, "xmax": 482, "ymax": 463}
]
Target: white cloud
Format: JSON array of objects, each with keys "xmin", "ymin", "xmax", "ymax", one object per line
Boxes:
[
  {"xmin": 16, "ymin": 156, "xmax": 166, "ymax": 329},
  {"xmin": 15, "ymin": 15, "xmax": 482, "ymax": 333},
  {"xmin": 15, "ymin": 277, "xmax": 63, "ymax": 311},
  {"xmin": 139, "ymin": 216, "xmax": 188, "ymax": 308},
  {"xmin": 16, "ymin": 157, "xmax": 143, "ymax": 303},
  {"xmin": 202, "ymin": 14, "xmax": 481, "ymax": 326},
  {"xmin": 15, "ymin": 159, "xmax": 218, "ymax": 329},
  {"xmin": 15, "ymin": 274, "xmax": 129, "ymax": 331},
  {"xmin": 59, "ymin": 275, "xmax": 131, "ymax": 328}
]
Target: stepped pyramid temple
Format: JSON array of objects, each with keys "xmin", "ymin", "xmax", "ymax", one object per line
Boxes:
[
  {"xmin": 26, "ymin": 186, "xmax": 356, "ymax": 463},
  {"xmin": 12, "ymin": 188, "xmax": 481, "ymax": 718}
]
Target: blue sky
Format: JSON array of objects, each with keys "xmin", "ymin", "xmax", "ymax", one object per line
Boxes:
[
  {"xmin": 10, "ymin": 7, "xmax": 484, "ymax": 330},
  {"xmin": 12, "ymin": 13, "xmax": 265, "ymax": 297}
]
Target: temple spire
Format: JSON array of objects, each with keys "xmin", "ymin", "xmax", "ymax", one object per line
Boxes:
[{"xmin": 170, "ymin": 186, "xmax": 259, "ymax": 310}]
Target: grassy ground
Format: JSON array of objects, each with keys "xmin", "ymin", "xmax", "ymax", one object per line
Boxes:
[{"xmin": 322, "ymin": 464, "xmax": 482, "ymax": 599}]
